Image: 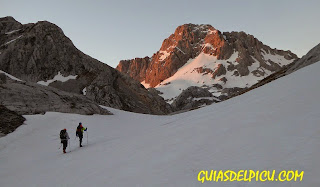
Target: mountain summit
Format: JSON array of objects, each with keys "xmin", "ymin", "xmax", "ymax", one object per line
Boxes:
[
  {"xmin": 0, "ymin": 17, "xmax": 171, "ymax": 115},
  {"xmin": 117, "ymin": 24, "xmax": 298, "ymax": 103}
]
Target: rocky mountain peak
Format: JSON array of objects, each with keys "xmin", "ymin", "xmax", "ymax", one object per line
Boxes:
[
  {"xmin": 0, "ymin": 16, "xmax": 18, "ymax": 23},
  {"xmin": 159, "ymin": 23, "xmax": 224, "ymax": 58},
  {"xmin": 117, "ymin": 23, "xmax": 299, "ymax": 103},
  {"xmin": 33, "ymin": 21, "xmax": 65, "ymax": 35},
  {"xmin": 0, "ymin": 17, "xmax": 172, "ymax": 115},
  {"xmin": 0, "ymin": 16, "xmax": 22, "ymax": 34},
  {"xmin": 117, "ymin": 23, "xmax": 230, "ymax": 88}
]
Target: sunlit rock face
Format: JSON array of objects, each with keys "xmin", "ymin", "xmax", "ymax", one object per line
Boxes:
[{"xmin": 117, "ymin": 23, "xmax": 298, "ymax": 103}]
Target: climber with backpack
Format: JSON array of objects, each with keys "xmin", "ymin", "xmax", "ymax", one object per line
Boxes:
[
  {"xmin": 60, "ymin": 129, "xmax": 70, "ymax": 153},
  {"xmin": 76, "ymin": 122, "xmax": 87, "ymax": 147}
]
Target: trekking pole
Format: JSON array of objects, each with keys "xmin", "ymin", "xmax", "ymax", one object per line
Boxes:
[
  {"xmin": 87, "ymin": 130, "xmax": 88, "ymax": 145},
  {"xmin": 69, "ymin": 139, "xmax": 71, "ymax": 152},
  {"xmin": 59, "ymin": 143, "xmax": 62, "ymax": 149}
]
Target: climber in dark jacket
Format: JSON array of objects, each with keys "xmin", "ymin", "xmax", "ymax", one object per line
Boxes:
[{"xmin": 60, "ymin": 129, "xmax": 70, "ymax": 153}]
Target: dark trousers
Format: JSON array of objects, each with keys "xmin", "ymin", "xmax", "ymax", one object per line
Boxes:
[
  {"xmin": 62, "ymin": 140, "xmax": 68, "ymax": 150},
  {"xmin": 79, "ymin": 135, "xmax": 83, "ymax": 146}
]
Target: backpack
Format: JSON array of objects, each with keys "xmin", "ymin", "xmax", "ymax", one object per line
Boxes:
[
  {"xmin": 76, "ymin": 126, "xmax": 80, "ymax": 136},
  {"xmin": 60, "ymin": 129, "xmax": 66, "ymax": 139}
]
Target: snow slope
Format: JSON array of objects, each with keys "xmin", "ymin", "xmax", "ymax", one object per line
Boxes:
[
  {"xmin": 155, "ymin": 51, "xmax": 293, "ymax": 103},
  {"xmin": 0, "ymin": 62, "xmax": 320, "ymax": 186}
]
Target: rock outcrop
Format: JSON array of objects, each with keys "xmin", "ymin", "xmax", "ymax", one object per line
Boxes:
[
  {"xmin": 117, "ymin": 57, "xmax": 151, "ymax": 82},
  {"xmin": 0, "ymin": 74, "xmax": 111, "ymax": 115},
  {"xmin": 286, "ymin": 43, "xmax": 320, "ymax": 74},
  {"xmin": 0, "ymin": 105, "xmax": 25, "ymax": 135},
  {"xmin": 171, "ymin": 86, "xmax": 217, "ymax": 111},
  {"xmin": 0, "ymin": 17, "xmax": 171, "ymax": 115}
]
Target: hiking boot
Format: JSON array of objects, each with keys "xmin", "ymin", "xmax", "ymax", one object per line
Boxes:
[
  {"xmin": 63, "ymin": 150, "xmax": 66, "ymax": 153},
  {"xmin": 80, "ymin": 145, "xmax": 83, "ymax": 147}
]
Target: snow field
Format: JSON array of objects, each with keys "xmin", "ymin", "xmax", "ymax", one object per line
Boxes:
[{"xmin": 0, "ymin": 62, "xmax": 320, "ymax": 186}]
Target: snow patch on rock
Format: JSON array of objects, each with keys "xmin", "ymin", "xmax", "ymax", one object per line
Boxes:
[
  {"xmin": 0, "ymin": 70, "xmax": 23, "ymax": 82},
  {"xmin": 155, "ymin": 52, "xmax": 238, "ymax": 101},
  {"xmin": 5, "ymin": 29, "xmax": 21, "ymax": 35},
  {"xmin": 155, "ymin": 50, "xmax": 278, "ymax": 102},
  {"xmin": 159, "ymin": 51, "xmax": 171, "ymax": 61},
  {"xmin": 37, "ymin": 72, "xmax": 78, "ymax": 86},
  {"xmin": 82, "ymin": 87, "xmax": 87, "ymax": 95},
  {"xmin": 262, "ymin": 52, "xmax": 294, "ymax": 66},
  {"xmin": 1, "ymin": 35, "xmax": 23, "ymax": 46},
  {"xmin": 141, "ymin": 80, "xmax": 151, "ymax": 89}
]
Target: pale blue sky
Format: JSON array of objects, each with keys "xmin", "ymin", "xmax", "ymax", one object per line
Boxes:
[{"xmin": 1, "ymin": 0, "xmax": 320, "ymax": 67}]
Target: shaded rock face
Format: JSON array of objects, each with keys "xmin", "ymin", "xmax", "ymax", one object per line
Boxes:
[
  {"xmin": 0, "ymin": 17, "xmax": 22, "ymax": 34},
  {"xmin": 171, "ymin": 86, "xmax": 216, "ymax": 111},
  {"xmin": 0, "ymin": 73, "xmax": 6, "ymax": 83},
  {"xmin": 0, "ymin": 78, "xmax": 111, "ymax": 115},
  {"xmin": 0, "ymin": 17, "xmax": 171, "ymax": 115},
  {"xmin": 117, "ymin": 23, "xmax": 298, "ymax": 88},
  {"xmin": 0, "ymin": 105, "xmax": 25, "ymax": 135},
  {"xmin": 221, "ymin": 87, "xmax": 246, "ymax": 98},
  {"xmin": 286, "ymin": 43, "xmax": 320, "ymax": 74}
]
